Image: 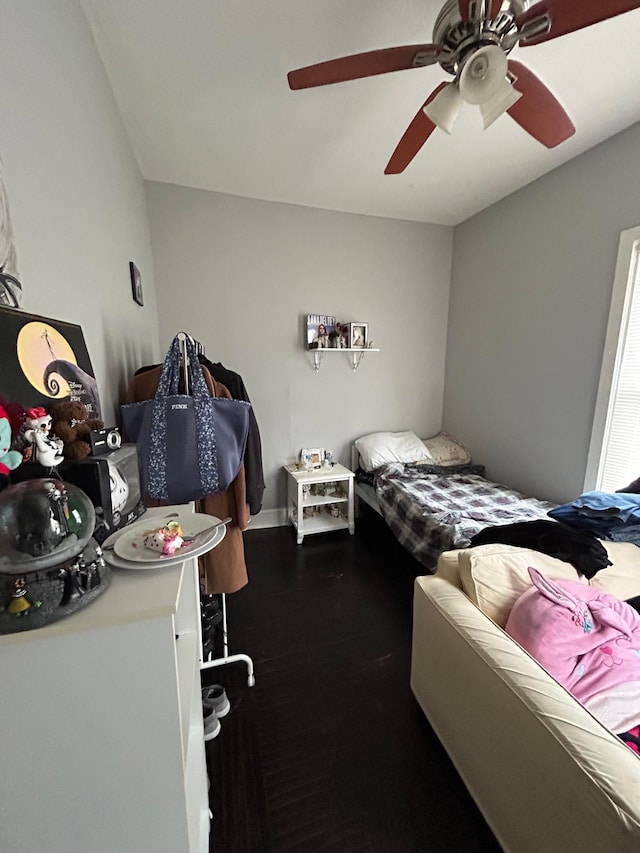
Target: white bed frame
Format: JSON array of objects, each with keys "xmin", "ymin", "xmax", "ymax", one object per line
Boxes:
[{"xmin": 350, "ymin": 444, "xmax": 383, "ymax": 516}]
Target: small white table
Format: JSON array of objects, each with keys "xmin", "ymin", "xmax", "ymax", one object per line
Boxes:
[{"xmin": 285, "ymin": 462, "xmax": 355, "ymax": 544}]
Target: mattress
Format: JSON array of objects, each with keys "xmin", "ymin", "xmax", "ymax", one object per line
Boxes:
[{"xmin": 372, "ymin": 461, "xmax": 556, "ymax": 572}]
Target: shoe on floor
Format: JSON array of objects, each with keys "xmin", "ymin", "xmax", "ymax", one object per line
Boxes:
[
  {"xmin": 201, "ymin": 594, "xmax": 223, "ymax": 625},
  {"xmin": 202, "ymin": 702, "xmax": 222, "ymax": 740},
  {"xmin": 203, "ymin": 708, "xmax": 221, "ymax": 741},
  {"xmin": 202, "ymin": 684, "xmax": 230, "ymax": 718}
]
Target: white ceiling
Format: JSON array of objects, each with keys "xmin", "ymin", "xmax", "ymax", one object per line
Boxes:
[{"xmin": 80, "ymin": 0, "xmax": 640, "ymax": 226}]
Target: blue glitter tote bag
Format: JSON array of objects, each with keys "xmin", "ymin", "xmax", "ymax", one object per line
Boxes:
[{"xmin": 121, "ymin": 335, "xmax": 251, "ymax": 504}]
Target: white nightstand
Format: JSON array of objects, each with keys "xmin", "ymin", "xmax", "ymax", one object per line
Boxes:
[{"xmin": 285, "ymin": 463, "xmax": 355, "ymax": 544}]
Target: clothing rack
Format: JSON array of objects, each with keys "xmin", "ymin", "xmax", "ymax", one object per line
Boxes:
[
  {"xmin": 178, "ymin": 332, "xmax": 192, "ymax": 395},
  {"xmin": 177, "ymin": 332, "xmax": 255, "ymax": 688},
  {"xmin": 177, "ymin": 332, "xmax": 205, "ymax": 393},
  {"xmin": 200, "ymin": 592, "xmax": 255, "ymax": 686}
]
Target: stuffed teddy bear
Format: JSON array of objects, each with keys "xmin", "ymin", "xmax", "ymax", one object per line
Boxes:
[{"xmin": 49, "ymin": 400, "xmax": 104, "ymax": 460}]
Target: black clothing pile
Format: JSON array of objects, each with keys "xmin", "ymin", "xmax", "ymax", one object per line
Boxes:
[{"xmin": 469, "ymin": 519, "xmax": 612, "ymax": 579}]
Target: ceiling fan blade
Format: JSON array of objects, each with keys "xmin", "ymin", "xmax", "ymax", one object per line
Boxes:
[
  {"xmin": 517, "ymin": 0, "xmax": 640, "ymax": 46},
  {"xmin": 384, "ymin": 83, "xmax": 449, "ymax": 175},
  {"xmin": 458, "ymin": 0, "xmax": 472, "ymax": 20},
  {"xmin": 458, "ymin": 1, "xmax": 503, "ymax": 22},
  {"xmin": 288, "ymin": 44, "xmax": 440, "ymax": 90},
  {"xmin": 506, "ymin": 60, "xmax": 575, "ymax": 147}
]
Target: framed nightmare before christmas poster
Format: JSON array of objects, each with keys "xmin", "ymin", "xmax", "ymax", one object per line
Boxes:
[{"xmin": 0, "ymin": 306, "xmax": 102, "ymax": 419}]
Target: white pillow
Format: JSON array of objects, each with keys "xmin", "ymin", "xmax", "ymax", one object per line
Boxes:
[{"xmin": 355, "ymin": 431, "xmax": 431, "ymax": 472}]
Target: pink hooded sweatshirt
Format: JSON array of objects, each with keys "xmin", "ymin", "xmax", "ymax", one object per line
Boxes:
[{"xmin": 506, "ymin": 566, "xmax": 640, "ymax": 733}]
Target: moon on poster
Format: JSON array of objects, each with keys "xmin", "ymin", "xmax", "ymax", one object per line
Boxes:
[{"xmin": 17, "ymin": 322, "xmax": 77, "ymax": 398}]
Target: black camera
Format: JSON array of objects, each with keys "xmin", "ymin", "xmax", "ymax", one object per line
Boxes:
[{"xmin": 90, "ymin": 427, "xmax": 122, "ymax": 456}]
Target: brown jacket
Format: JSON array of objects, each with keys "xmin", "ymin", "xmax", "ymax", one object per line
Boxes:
[{"xmin": 125, "ymin": 365, "xmax": 250, "ymax": 594}]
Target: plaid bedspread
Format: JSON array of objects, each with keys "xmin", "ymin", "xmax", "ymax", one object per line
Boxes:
[{"xmin": 374, "ymin": 462, "xmax": 557, "ymax": 573}]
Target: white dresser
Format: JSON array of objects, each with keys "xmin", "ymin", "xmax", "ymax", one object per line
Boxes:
[{"xmin": 0, "ymin": 507, "xmax": 209, "ymax": 853}]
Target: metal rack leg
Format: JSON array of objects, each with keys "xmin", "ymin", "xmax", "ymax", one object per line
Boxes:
[
  {"xmin": 200, "ymin": 592, "xmax": 255, "ymax": 687},
  {"xmin": 201, "ymin": 653, "xmax": 255, "ymax": 687}
]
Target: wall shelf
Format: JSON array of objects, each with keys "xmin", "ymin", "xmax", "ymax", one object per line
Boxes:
[{"xmin": 310, "ymin": 347, "xmax": 380, "ymax": 372}]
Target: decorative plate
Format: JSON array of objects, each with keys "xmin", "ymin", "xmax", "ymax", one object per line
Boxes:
[{"xmin": 102, "ymin": 511, "xmax": 226, "ymax": 568}]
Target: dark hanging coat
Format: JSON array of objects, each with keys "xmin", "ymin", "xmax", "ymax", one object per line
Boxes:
[{"xmin": 199, "ymin": 356, "xmax": 265, "ymax": 515}]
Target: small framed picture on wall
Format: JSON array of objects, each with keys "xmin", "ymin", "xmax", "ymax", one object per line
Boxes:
[
  {"xmin": 348, "ymin": 322, "xmax": 368, "ymax": 348},
  {"xmin": 130, "ymin": 261, "xmax": 143, "ymax": 306}
]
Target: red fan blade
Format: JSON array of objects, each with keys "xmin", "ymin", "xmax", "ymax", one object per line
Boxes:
[
  {"xmin": 517, "ymin": 0, "xmax": 640, "ymax": 46},
  {"xmin": 458, "ymin": 0, "xmax": 472, "ymax": 20},
  {"xmin": 287, "ymin": 44, "xmax": 440, "ymax": 90},
  {"xmin": 459, "ymin": 0, "xmax": 503, "ymax": 22},
  {"xmin": 507, "ymin": 60, "xmax": 575, "ymax": 148},
  {"xmin": 384, "ymin": 83, "xmax": 448, "ymax": 175}
]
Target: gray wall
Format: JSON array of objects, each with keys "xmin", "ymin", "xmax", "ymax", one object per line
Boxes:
[
  {"xmin": 145, "ymin": 182, "xmax": 453, "ymax": 522},
  {"xmin": 444, "ymin": 122, "xmax": 640, "ymax": 504},
  {"xmin": 0, "ymin": 0, "xmax": 160, "ymax": 424}
]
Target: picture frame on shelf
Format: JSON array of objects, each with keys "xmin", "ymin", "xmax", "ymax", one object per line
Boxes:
[
  {"xmin": 330, "ymin": 322, "xmax": 349, "ymax": 349},
  {"xmin": 306, "ymin": 314, "xmax": 335, "ymax": 350},
  {"xmin": 300, "ymin": 447, "xmax": 325, "ymax": 469},
  {"xmin": 348, "ymin": 322, "xmax": 368, "ymax": 348}
]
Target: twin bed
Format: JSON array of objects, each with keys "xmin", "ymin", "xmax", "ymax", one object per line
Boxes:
[{"xmin": 352, "ymin": 430, "xmax": 556, "ymax": 572}]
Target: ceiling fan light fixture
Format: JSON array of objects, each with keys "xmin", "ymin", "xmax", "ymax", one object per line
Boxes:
[
  {"xmin": 423, "ymin": 82, "xmax": 462, "ymax": 134},
  {"xmin": 480, "ymin": 80, "xmax": 522, "ymax": 128},
  {"xmin": 459, "ymin": 44, "xmax": 509, "ymax": 106}
]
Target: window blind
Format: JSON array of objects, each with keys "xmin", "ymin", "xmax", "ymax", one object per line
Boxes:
[{"xmin": 599, "ymin": 240, "xmax": 640, "ymax": 492}]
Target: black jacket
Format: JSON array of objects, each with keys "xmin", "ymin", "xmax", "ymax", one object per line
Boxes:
[
  {"xmin": 200, "ymin": 357, "xmax": 265, "ymax": 515},
  {"xmin": 470, "ymin": 519, "xmax": 611, "ymax": 579}
]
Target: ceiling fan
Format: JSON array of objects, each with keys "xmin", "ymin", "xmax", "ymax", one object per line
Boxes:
[{"xmin": 287, "ymin": 0, "xmax": 640, "ymax": 174}]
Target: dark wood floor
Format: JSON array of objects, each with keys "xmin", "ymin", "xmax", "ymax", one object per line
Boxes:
[{"xmin": 204, "ymin": 508, "xmax": 501, "ymax": 852}]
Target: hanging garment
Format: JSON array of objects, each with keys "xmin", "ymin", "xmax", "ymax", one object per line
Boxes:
[
  {"xmin": 200, "ymin": 356, "xmax": 265, "ymax": 515},
  {"xmin": 124, "ymin": 363, "xmax": 250, "ymax": 594}
]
